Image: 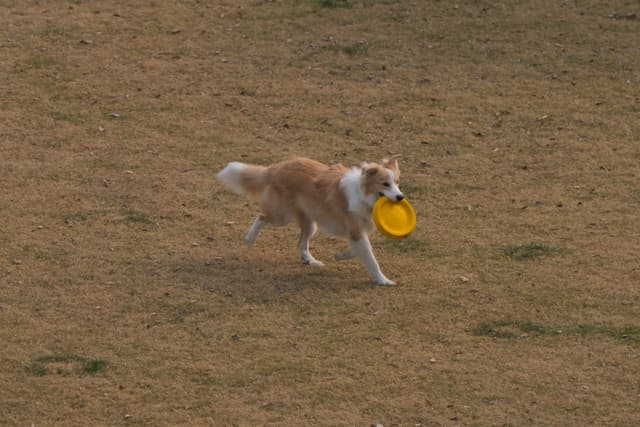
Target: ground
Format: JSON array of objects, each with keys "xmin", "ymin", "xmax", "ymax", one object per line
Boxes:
[{"xmin": 1, "ymin": 0, "xmax": 639, "ymax": 425}]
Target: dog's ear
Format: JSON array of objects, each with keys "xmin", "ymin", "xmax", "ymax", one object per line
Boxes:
[
  {"xmin": 362, "ymin": 164, "xmax": 379, "ymax": 176},
  {"xmin": 382, "ymin": 154, "xmax": 401, "ymax": 174}
]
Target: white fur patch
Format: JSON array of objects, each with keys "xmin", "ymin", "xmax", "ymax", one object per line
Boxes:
[
  {"xmin": 217, "ymin": 162, "xmax": 246, "ymax": 195},
  {"xmin": 339, "ymin": 167, "xmax": 376, "ymax": 213}
]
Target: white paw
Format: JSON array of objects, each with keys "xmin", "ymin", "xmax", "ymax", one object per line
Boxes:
[
  {"xmin": 303, "ymin": 258, "xmax": 325, "ymax": 267},
  {"xmin": 376, "ymin": 278, "xmax": 396, "ymax": 286},
  {"xmin": 244, "ymin": 233, "xmax": 258, "ymax": 247}
]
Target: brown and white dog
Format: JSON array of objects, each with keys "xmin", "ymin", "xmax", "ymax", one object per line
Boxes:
[{"xmin": 216, "ymin": 156, "xmax": 404, "ymax": 285}]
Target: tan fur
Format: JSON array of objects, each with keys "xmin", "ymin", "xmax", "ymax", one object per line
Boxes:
[
  {"xmin": 259, "ymin": 158, "xmax": 398, "ymax": 239},
  {"xmin": 260, "ymin": 158, "xmax": 356, "ymax": 236},
  {"xmin": 239, "ymin": 164, "xmax": 268, "ymax": 194}
]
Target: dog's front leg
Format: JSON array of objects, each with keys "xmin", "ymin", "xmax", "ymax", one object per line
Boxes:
[{"xmin": 348, "ymin": 234, "xmax": 395, "ymax": 286}]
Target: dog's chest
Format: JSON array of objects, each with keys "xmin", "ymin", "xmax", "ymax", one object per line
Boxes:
[{"xmin": 314, "ymin": 202, "xmax": 373, "ymax": 237}]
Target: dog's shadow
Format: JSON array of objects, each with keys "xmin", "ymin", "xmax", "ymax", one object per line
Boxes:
[{"xmin": 169, "ymin": 251, "xmax": 373, "ymax": 301}]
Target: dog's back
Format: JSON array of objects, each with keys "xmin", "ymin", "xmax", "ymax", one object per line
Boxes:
[{"xmin": 265, "ymin": 157, "xmax": 330, "ymax": 199}]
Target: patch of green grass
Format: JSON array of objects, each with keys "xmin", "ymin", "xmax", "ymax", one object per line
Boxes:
[
  {"xmin": 473, "ymin": 321, "xmax": 518, "ymax": 339},
  {"xmin": 575, "ymin": 324, "xmax": 640, "ymax": 343},
  {"xmin": 473, "ymin": 320, "xmax": 552, "ymax": 339},
  {"xmin": 63, "ymin": 209, "xmax": 109, "ymax": 224},
  {"xmin": 83, "ymin": 359, "xmax": 109, "ymax": 374},
  {"xmin": 49, "ymin": 110, "xmax": 86, "ymax": 124},
  {"xmin": 384, "ymin": 237, "xmax": 425, "ymax": 254},
  {"xmin": 518, "ymin": 321, "xmax": 551, "ymax": 335},
  {"xmin": 341, "ymin": 42, "xmax": 368, "ymax": 57},
  {"xmin": 27, "ymin": 363, "xmax": 48, "ymax": 377},
  {"xmin": 315, "ymin": 0, "xmax": 352, "ymax": 9},
  {"xmin": 400, "ymin": 182, "xmax": 426, "ymax": 197},
  {"xmin": 502, "ymin": 243, "xmax": 555, "ymax": 261},
  {"xmin": 35, "ymin": 354, "xmax": 86, "ymax": 364},
  {"xmin": 326, "ymin": 42, "xmax": 368, "ymax": 57},
  {"xmin": 474, "ymin": 321, "xmax": 640, "ymax": 344},
  {"xmin": 124, "ymin": 209, "xmax": 154, "ymax": 225},
  {"xmin": 27, "ymin": 354, "xmax": 109, "ymax": 377}
]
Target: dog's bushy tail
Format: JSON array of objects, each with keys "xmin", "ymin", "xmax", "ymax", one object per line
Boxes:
[{"xmin": 217, "ymin": 162, "xmax": 268, "ymax": 196}]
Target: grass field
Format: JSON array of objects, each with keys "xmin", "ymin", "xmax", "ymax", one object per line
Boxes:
[{"xmin": 2, "ymin": 1, "xmax": 639, "ymax": 425}]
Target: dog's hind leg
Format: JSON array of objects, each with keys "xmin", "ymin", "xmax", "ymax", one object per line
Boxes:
[
  {"xmin": 245, "ymin": 188, "xmax": 292, "ymax": 247},
  {"xmin": 245, "ymin": 214, "xmax": 266, "ymax": 247},
  {"xmin": 297, "ymin": 211, "xmax": 324, "ymax": 266}
]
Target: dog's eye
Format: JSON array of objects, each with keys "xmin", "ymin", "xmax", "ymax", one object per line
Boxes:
[{"xmin": 383, "ymin": 182, "xmax": 390, "ymax": 187}]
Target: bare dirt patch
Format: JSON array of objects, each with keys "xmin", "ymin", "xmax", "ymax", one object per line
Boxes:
[{"xmin": 2, "ymin": 1, "xmax": 639, "ymax": 425}]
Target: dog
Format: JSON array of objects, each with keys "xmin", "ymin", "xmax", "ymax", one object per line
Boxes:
[{"xmin": 216, "ymin": 155, "xmax": 405, "ymax": 285}]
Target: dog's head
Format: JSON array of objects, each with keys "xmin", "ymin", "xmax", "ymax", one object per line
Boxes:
[{"xmin": 361, "ymin": 155, "xmax": 404, "ymax": 202}]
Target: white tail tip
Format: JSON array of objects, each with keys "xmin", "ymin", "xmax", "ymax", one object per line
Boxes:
[{"xmin": 216, "ymin": 162, "xmax": 246, "ymax": 195}]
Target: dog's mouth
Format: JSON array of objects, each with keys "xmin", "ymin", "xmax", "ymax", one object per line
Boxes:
[{"xmin": 379, "ymin": 192, "xmax": 405, "ymax": 202}]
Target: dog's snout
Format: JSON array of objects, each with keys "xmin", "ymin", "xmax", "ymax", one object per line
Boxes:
[{"xmin": 396, "ymin": 194, "xmax": 404, "ymax": 202}]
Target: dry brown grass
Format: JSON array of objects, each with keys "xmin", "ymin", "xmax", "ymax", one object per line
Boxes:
[{"xmin": 2, "ymin": 0, "xmax": 639, "ymax": 425}]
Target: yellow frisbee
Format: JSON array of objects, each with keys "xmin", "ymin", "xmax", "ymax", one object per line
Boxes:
[{"xmin": 373, "ymin": 197, "xmax": 416, "ymax": 239}]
